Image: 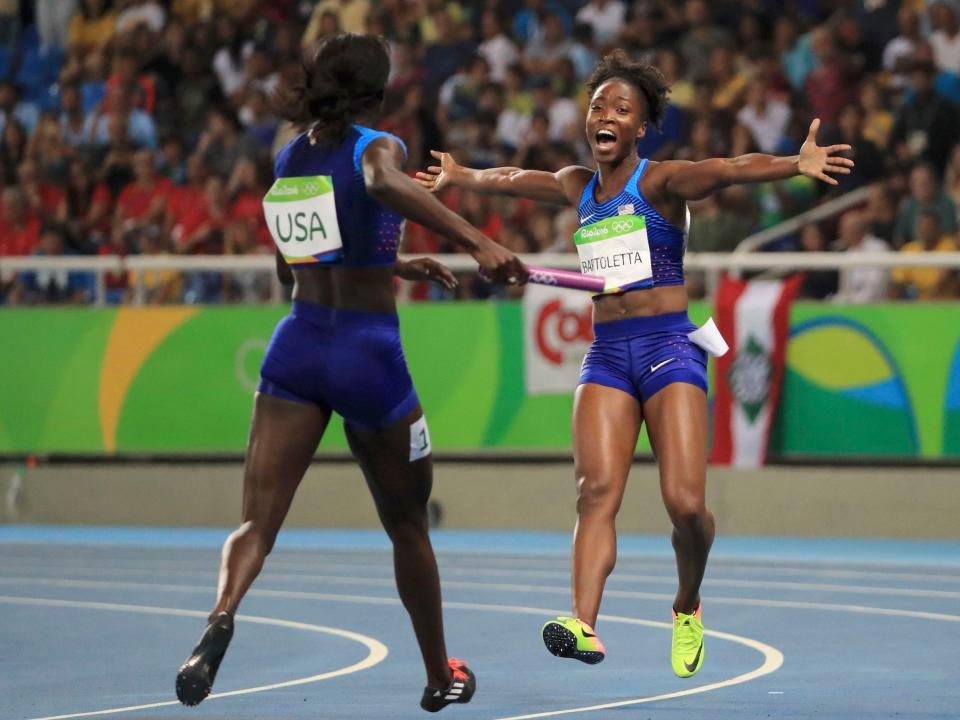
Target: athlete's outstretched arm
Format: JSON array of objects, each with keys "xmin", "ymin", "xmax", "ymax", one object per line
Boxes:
[
  {"xmin": 362, "ymin": 137, "xmax": 527, "ymax": 283},
  {"xmin": 414, "ymin": 150, "xmax": 592, "ymax": 206},
  {"xmin": 654, "ymin": 119, "xmax": 854, "ymax": 201}
]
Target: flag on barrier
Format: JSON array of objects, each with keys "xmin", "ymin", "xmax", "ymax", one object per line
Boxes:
[{"xmin": 711, "ymin": 274, "xmax": 803, "ymax": 467}]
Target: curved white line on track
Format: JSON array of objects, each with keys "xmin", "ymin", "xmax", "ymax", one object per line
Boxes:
[{"xmin": 0, "ymin": 595, "xmax": 388, "ymax": 720}]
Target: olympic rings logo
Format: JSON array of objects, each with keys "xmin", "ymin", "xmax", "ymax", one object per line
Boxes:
[
  {"xmin": 528, "ymin": 270, "xmax": 557, "ymax": 285},
  {"xmin": 611, "ymin": 220, "xmax": 632, "ymax": 233},
  {"xmin": 303, "ymin": 182, "xmax": 321, "ymax": 194}
]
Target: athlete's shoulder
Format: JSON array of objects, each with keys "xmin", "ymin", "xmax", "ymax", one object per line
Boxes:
[
  {"xmin": 273, "ymin": 132, "xmax": 310, "ymax": 178},
  {"xmin": 556, "ymin": 165, "xmax": 594, "ymax": 205},
  {"xmin": 353, "ymin": 124, "xmax": 407, "ymax": 163}
]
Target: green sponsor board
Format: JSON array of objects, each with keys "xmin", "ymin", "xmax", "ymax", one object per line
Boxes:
[{"xmin": 1, "ymin": 302, "xmax": 958, "ymax": 458}]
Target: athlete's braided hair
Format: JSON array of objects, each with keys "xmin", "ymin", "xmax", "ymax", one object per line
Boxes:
[
  {"xmin": 277, "ymin": 33, "xmax": 389, "ymax": 144},
  {"xmin": 586, "ymin": 50, "xmax": 670, "ymax": 130}
]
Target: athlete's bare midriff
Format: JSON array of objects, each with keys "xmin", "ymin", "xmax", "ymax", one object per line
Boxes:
[
  {"xmin": 592, "ymin": 284, "xmax": 688, "ymax": 324},
  {"xmin": 291, "ymin": 264, "xmax": 397, "ymax": 314}
]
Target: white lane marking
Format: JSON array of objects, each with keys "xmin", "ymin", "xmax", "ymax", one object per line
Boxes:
[
  {"xmin": 4, "ymin": 564, "xmax": 960, "ymax": 600},
  {"xmin": 4, "ymin": 576, "xmax": 960, "ymax": 622},
  {"xmin": 768, "ymin": 691, "xmax": 784, "ymax": 695},
  {"xmin": 0, "ymin": 595, "xmax": 388, "ymax": 720},
  {"xmin": 4, "ymin": 555, "xmax": 960, "ymax": 586}
]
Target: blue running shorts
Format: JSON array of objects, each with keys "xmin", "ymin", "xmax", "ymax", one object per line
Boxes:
[
  {"xmin": 258, "ymin": 301, "xmax": 419, "ymax": 431},
  {"xmin": 579, "ymin": 311, "xmax": 708, "ymax": 404}
]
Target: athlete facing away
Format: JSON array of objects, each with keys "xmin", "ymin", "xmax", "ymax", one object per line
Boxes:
[
  {"xmin": 416, "ymin": 50, "xmax": 852, "ymax": 677},
  {"xmin": 175, "ymin": 33, "xmax": 526, "ymax": 713}
]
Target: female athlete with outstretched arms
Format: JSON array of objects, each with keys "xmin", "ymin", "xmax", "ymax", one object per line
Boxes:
[
  {"xmin": 175, "ymin": 33, "xmax": 526, "ymax": 713},
  {"xmin": 417, "ymin": 50, "xmax": 851, "ymax": 677}
]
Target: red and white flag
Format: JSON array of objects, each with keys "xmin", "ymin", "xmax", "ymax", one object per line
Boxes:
[{"xmin": 711, "ymin": 274, "xmax": 802, "ymax": 467}]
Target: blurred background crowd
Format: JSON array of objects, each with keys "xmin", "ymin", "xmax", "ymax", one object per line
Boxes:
[{"xmin": 0, "ymin": 0, "xmax": 958, "ymax": 304}]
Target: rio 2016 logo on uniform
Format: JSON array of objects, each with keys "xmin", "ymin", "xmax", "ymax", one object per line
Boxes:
[
  {"xmin": 728, "ymin": 335, "xmax": 771, "ymax": 423},
  {"xmin": 272, "ymin": 212, "xmax": 328, "ymax": 243},
  {"xmin": 611, "ymin": 220, "xmax": 632, "ymax": 233}
]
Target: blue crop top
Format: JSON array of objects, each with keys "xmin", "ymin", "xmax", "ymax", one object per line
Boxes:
[
  {"xmin": 272, "ymin": 125, "xmax": 407, "ymax": 267},
  {"xmin": 577, "ymin": 158, "xmax": 687, "ymax": 291}
]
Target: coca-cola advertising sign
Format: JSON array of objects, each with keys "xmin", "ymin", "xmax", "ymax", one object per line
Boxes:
[{"xmin": 523, "ymin": 284, "xmax": 594, "ymax": 394}]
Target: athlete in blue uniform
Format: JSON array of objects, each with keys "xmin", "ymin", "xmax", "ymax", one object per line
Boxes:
[
  {"xmin": 417, "ymin": 50, "xmax": 852, "ymax": 677},
  {"xmin": 175, "ymin": 34, "xmax": 526, "ymax": 713}
]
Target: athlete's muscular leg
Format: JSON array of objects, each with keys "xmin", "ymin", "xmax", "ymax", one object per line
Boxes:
[
  {"xmin": 571, "ymin": 383, "xmax": 642, "ymax": 628},
  {"xmin": 346, "ymin": 406, "xmax": 451, "ymax": 691},
  {"xmin": 643, "ymin": 383, "xmax": 714, "ymax": 614},
  {"xmin": 210, "ymin": 393, "xmax": 329, "ymax": 621}
]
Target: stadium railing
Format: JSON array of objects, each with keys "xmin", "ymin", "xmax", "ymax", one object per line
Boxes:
[{"xmin": 2, "ymin": 251, "xmax": 960, "ymax": 306}]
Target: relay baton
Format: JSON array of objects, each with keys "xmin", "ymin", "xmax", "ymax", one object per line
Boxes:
[{"xmin": 526, "ymin": 265, "xmax": 605, "ymax": 292}]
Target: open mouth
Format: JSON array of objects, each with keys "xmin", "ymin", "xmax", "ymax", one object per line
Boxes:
[{"xmin": 595, "ymin": 129, "xmax": 617, "ymax": 150}]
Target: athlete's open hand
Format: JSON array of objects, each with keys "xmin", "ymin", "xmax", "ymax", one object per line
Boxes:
[
  {"xmin": 473, "ymin": 237, "xmax": 528, "ymax": 286},
  {"xmin": 798, "ymin": 119, "xmax": 854, "ymax": 186},
  {"xmin": 395, "ymin": 257, "xmax": 458, "ymax": 291},
  {"xmin": 415, "ymin": 150, "xmax": 459, "ymax": 193}
]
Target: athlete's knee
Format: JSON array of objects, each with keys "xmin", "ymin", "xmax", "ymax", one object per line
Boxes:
[
  {"xmin": 378, "ymin": 502, "xmax": 429, "ymax": 541},
  {"xmin": 229, "ymin": 520, "xmax": 279, "ymax": 557},
  {"xmin": 575, "ymin": 473, "xmax": 622, "ymax": 516},
  {"xmin": 663, "ymin": 488, "xmax": 710, "ymax": 530}
]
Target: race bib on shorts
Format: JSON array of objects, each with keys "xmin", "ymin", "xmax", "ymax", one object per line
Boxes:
[
  {"xmin": 409, "ymin": 415, "xmax": 431, "ymax": 462},
  {"xmin": 263, "ymin": 176, "xmax": 343, "ymax": 264},
  {"xmin": 574, "ymin": 215, "xmax": 652, "ymax": 293}
]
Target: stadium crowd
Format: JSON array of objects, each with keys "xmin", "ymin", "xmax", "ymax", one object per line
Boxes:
[{"xmin": 0, "ymin": 0, "xmax": 958, "ymax": 303}]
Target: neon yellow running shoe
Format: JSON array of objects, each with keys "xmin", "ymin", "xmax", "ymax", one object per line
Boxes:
[
  {"xmin": 541, "ymin": 616, "xmax": 606, "ymax": 665},
  {"xmin": 671, "ymin": 604, "xmax": 704, "ymax": 678}
]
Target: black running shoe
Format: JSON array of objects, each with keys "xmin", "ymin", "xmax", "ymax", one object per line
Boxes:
[
  {"xmin": 176, "ymin": 611, "xmax": 234, "ymax": 706},
  {"xmin": 420, "ymin": 658, "xmax": 476, "ymax": 713}
]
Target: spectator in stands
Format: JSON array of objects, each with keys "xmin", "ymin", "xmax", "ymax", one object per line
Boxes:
[
  {"xmin": 775, "ymin": 15, "xmax": 815, "ymax": 92},
  {"xmin": 59, "ymin": 83, "xmax": 88, "ymax": 148},
  {"xmin": 864, "ymin": 181, "xmax": 897, "ymax": 246},
  {"xmin": 174, "ymin": 46, "xmax": 225, "ymax": 145},
  {"xmin": 0, "ymin": 118, "xmax": 27, "ymax": 185},
  {"xmin": 804, "ymin": 25, "xmax": 858, "ymax": 127},
  {"xmin": 891, "ymin": 209, "xmax": 960, "ymax": 299},
  {"xmin": 524, "ymin": 13, "xmax": 573, "ymax": 77},
  {"xmin": 930, "ymin": 1, "xmax": 960, "ymax": 76},
  {"xmin": 528, "ymin": 75, "xmax": 579, "ymax": 144},
  {"xmin": 18, "ymin": 158, "xmax": 65, "ymax": 225},
  {"xmin": 14, "ymin": 224, "xmax": 93, "ymax": 305},
  {"xmin": 131, "ymin": 229, "xmax": 182, "ymax": 304},
  {"xmin": 421, "ymin": 8, "xmax": 476, "ymax": 108},
  {"xmin": 303, "ymin": 0, "xmax": 369, "ymax": 41},
  {"xmin": 197, "ymin": 105, "xmax": 258, "ymax": 177},
  {"xmin": 687, "ymin": 185, "xmax": 756, "ymax": 255},
  {"xmin": 883, "ymin": 6, "xmax": 921, "ymax": 89},
  {"xmin": 0, "ymin": 187, "xmax": 41, "ymax": 257},
  {"xmin": 114, "ymin": 149, "xmax": 171, "ymax": 250},
  {"xmin": 437, "ymin": 55, "xmax": 491, "ymax": 132},
  {"xmin": 833, "ymin": 210, "xmax": 890, "ymax": 304},
  {"xmin": 893, "ymin": 163, "xmax": 958, "ymax": 248},
  {"xmin": 944, "ymin": 144, "xmax": 960, "ymax": 212},
  {"xmin": 679, "ymin": 0, "xmax": 730, "ymax": 83},
  {"xmin": 737, "ymin": 77, "xmax": 791, "ymax": 155},
  {"xmin": 26, "ymin": 113, "xmax": 72, "ymax": 180},
  {"xmin": 709, "ymin": 44, "xmax": 749, "ymax": 115},
  {"xmin": 60, "ymin": 157, "xmax": 112, "ymax": 249},
  {"xmin": 575, "ymin": 0, "xmax": 626, "ymax": 46},
  {"xmin": 858, "ymin": 78, "xmax": 894, "ymax": 151},
  {"xmin": 37, "ymin": 0, "xmax": 78, "ymax": 50},
  {"xmin": 478, "ymin": 10, "xmax": 518, "ymax": 82},
  {"xmin": 823, "ymin": 104, "xmax": 883, "ymax": 190},
  {"xmin": 67, "ymin": 0, "xmax": 116, "ymax": 56},
  {"xmin": 84, "ymin": 86, "xmax": 158, "ymax": 150},
  {"xmin": 0, "ymin": 80, "xmax": 39, "ymax": 135},
  {"xmin": 891, "ymin": 58, "xmax": 959, "ymax": 176},
  {"xmin": 797, "ymin": 222, "xmax": 839, "ymax": 300},
  {"xmin": 115, "ymin": 0, "xmax": 166, "ymax": 35},
  {"xmin": 513, "ymin": 0, "xmax": 572, "ymax": 46}
]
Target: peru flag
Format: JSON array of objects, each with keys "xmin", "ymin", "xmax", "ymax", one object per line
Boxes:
[{"xmin": 711, "ymin": 274, "xmax": 803, "ymax": 467}]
